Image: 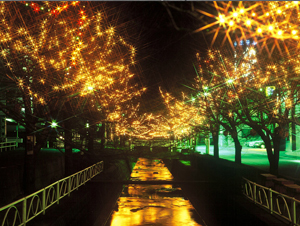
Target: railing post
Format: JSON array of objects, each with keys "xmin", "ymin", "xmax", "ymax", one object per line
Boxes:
[
  {"xmin": 83, "ymin": 170, "xmax": 86, "ymax": 184},
  {"xmin": 76, "ymin": 174, "xmax": 79, "ymax": 190},
  {"xmin": 57, "ymin": 181, "xmax": 60, "ymax": 204},
  {"xmin": 269, "ymin": 188, "xmax": 273, "ymax": 214},
  {"xmin": 68, "ymin": 177, "xmax": 71, "ymax": 197},
  {"xmin": 22, "ymin": 198, "xmax": 27, "ymax": 226},
  {"xmin": 253, "ymin": 183, "xmax": 257, "ymax": 204},
  {"xmin": 291, "ymin": 198, "xmax": 297, "ymax": 225},
  {"xmin": 42, "ymin": 189, "xmax": 46, "ymax": 215}
]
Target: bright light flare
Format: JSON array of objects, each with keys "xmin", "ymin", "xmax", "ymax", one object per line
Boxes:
[
  {"xmin": 50, "ymin": 121, "xmax": 58, "ymax": 128},
  {"xmin": 197, "ymin": 1, "xmax": 300, "ymax": 56}
]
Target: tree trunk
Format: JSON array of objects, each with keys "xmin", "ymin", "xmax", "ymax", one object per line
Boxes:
[
  {"xmin": 23, "ymin": 130, "xmax": 45, "ymax": 194},
  {"xmin": 99, "ymin": 123, "xmax": 105, "ymax": 152},
  {"xmin": 211, "ymin": 123, "xmax": 219, "ymax": 158},
  {"xmin": 233, "ymin": 137, "xmax": 242, "ymax": 164},
  {"xmin": 212, "ymin": 132, "xmax": 219, "ymax": 158},
  {"xmin": 64, "ymin": 124, "xmax": 73, "ymax": 176},
  {"xmin": 292, "ymin": 105, "xmax": 296, "ymax": 151},
  {"xmin": 24, "ymin": 133, "xmax": 36, "ymax": 194},
  {"xmin": 292, "ymin": 121, "xmax": 296, "ymax": 151},
  {"xmin": 268, "ymin": 138, "xmax": 280, "ymax": 175},
  {"xmin": 88, "ymin": 124, "xmax": 95, "ymax": 154},
  {"xmin": 269, "ymin": 157, "xmax": 279, "ymax": 175}
]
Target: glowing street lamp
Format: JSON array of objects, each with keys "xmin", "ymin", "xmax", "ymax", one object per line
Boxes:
[{"xmin": 50, "ymin": 120, "xmax": 58, "ymax": 128}]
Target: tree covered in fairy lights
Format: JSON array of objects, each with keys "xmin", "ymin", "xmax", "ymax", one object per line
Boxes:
[
  {"xmin": 195, "ymin": 42, "xmax": 300, "ymax": 174},
  {"xmin": 162, "ymin": 1, "xmax": 300, "ymax": 174},
  {"xmin": 237, "ymin": 51, "xmax": 300, "ymax": 174},
  {"xmin": 163, "ymin": 1, "xmax": 300, "ymax": 57},
  {"xmin": 195, "ymin": 44, "xmax": 261, "ymax": 163},
  {"xmin": 3, "ymin": 1, "xmax": 300, "ymax": 179},
  {"xmin": 0, "ymin": 1, "xmax": 144, "ymax": 191},
  {"xmin": 116, "ymin": 89, "xmax": 205, "ymax": 146},
  {"xmin": 159, "ymin": 88, "xmax": 205, "ymax": 142},
  {"xmin": 197, "ymin": 1, "xmax": 300, "ymax": 56},
  {"xmin": 0, "ymin": 1, "xmax": 144, "ymax": 143}
]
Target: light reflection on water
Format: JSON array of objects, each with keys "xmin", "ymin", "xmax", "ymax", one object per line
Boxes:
[{"xmin": 106, "ymin": 158, "xmax": 203, "ymax": 226}]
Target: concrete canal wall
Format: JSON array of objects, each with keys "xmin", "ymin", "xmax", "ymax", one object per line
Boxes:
[
  {"xmin": 28, "ymin": 156, "xmax": 137, "ymax": 226},
  {"xmin": 166, "ymin": 154, "xmax": 284, "ymax": 226},
  {"xmin": 0, "ymin": 152, "xmax": 65, "ymax": 207}
]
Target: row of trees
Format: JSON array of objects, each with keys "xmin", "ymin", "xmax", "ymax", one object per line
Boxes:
[
  {"xmin": 1, "ymin": 1, "xmax": 300, "ymax": 193},
  {"xmin": 179, "ymin": 44, "xmax": 299, "ymax": 175},
  {"xmin": 156, "ymin": 43, "xmax": 300, "ymax": 176},
  {"xmin": 159, "ymin": 1, "xmax": 300, "ymax": 176},
  {"xmin": 0, "ymin": 2, "xmax": 144, "ymax": 193}
]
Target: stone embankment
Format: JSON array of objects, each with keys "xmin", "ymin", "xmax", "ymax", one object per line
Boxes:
[
  {"xmin": 165, "ymin": 153, "xmax": 286, "ymax": 226},
  {"xmin": 28, "ymin": 155, "xmax": 137, "ymax": 226}
]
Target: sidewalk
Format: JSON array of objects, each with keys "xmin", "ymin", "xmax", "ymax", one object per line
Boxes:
[
  {"xmin": 284, "ymin": 149, "xmax": 300, "ymax": 158},
  {"xmin": 194, "ymin": 144, "xmax": 300, "ymax": 157}
]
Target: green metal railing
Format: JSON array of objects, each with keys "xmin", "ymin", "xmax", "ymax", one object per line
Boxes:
[
  {"xmin": 0, "ymin": 142, "xmax": 16, "ymax": 152},
  {"xmin": 242, "ymin": 177, "xmax": 300, "ymax": 225},
  {"xmin": 0, "ymin": 161, "xmax": 103, "ymax": 226}
]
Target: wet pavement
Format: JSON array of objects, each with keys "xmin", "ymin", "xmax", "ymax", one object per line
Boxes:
[{"xmin": 105, "ymin": 158, "xmax": 205, "ymax": 226}]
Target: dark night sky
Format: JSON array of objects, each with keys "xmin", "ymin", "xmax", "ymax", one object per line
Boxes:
[{"xmin": 93, "ymin": 2, "xmax": 213, "ymax": 113}]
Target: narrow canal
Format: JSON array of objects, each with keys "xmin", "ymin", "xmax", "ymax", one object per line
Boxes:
[{"xmin": 105, "ymin": 158, "xmax": 205, "ymax": 226}]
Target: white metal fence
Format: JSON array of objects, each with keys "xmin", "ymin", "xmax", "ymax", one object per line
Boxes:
[
  {"xmin": 0, "ymin": 161, "xmax": 103, "ymax": 226},
  {"xmin": 242, "ymin": 177, "xmax": 300, "ymax": 225},
  {"xmin": 0, "ymin": 142, "xmax": 16, "ymax": 152}
]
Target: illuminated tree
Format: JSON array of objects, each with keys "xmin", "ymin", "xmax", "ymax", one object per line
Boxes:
[
  {"xmin": 195, "ymin": 42, "xmax": 300, "ymax": 174},
  {"xmin": 235, "ymin": 51, "xmax": 300, "ymax": 175},
  {"xmin": 163, "ymin": 1, "xmax": 300, "ymax": 174},
  {"xmin": 163, "ymin": 1, "xmax": 300, "ymax": 57},
  {"xmin": 0, "ymin": 1, "xmax": 144, "ymax": 191},
  {"xmin": 159, "ymin": 88, "xmax": 205, "ymax": 148},
  {"xmin": 195, "ymin": 45, "xmax": 261, "ymax": 163},
  {"xmin": 195, "ymin": 1, "xmax": 300, "ymax": 57}
]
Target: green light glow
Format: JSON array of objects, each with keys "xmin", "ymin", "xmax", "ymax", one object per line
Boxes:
[
  {"xmin": 227, "ymin": 79, "xmax": 234, "ymax": 84},
  {"xmin": 50, "ymin": 121, "xmax": 58, "ymax": 128},
  {"xmin": 180, "ymin": 160, "xmax": 191, "ymax": 166},
  {"xmin": 5, "ymin": 118, "xmax": 16, "ymax": 123}
]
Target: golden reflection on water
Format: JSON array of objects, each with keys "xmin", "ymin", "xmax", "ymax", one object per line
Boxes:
[{"xmin": 107, "ymin": 158, "xmax": 203, "ymax": 226}]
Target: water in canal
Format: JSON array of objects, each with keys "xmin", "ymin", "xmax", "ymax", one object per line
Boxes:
[{"xmin": 105, "ymin": 158, "xmax": 204, "ymax": 226}]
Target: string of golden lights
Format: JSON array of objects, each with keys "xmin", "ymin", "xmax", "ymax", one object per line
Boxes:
[
  {"xmin": 197, "ymin": 1, "xmax": 300, "ymax": 57},
  {"xmin": 0, "ymin": 1, "xmax": 145, "ymax": 126},
  {"xmin": 160, "ymin": 88, "xmax": 205, "ymax": 139},
  {"xmin": 195, "ymin": 44, "xmax": 300, "ymax": 122}
]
